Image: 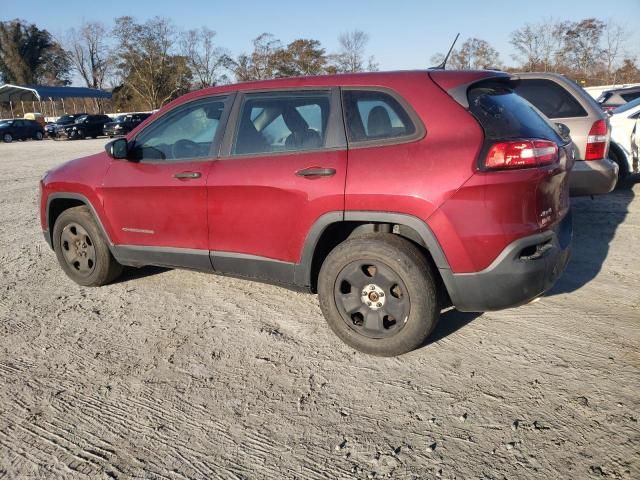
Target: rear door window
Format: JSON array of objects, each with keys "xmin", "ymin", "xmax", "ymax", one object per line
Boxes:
[
  {"xmin": 468, "ymin": 84, "xmax": 562, "ymax": 142},
  {"xmin": 232, "ymin": 91, "xmax": 331, "ymax": 155},
  {"xmin": 342, "ymin": 90, "xmax": 417, "ymax": 143},
  {"xmin": 515, "ymin": 79, "xmax": 587, "ymax": 119}
]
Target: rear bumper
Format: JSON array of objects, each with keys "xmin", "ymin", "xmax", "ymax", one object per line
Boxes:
[
  {"xmin": 443, "ymin": 212, "xmax": 572, "ymax": 312},
  {"xmin": 569, "ymin": 158, "xmax": 618, "ymax": 196}
]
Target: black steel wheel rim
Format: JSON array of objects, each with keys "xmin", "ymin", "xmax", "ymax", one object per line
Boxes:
[
  {"xmin": 60, "ymin": 222, "xmax": 97, "ymax": 277},
  {"xmin": 334, "ymin": 260, "xmax": 410, "ymax": 339}
]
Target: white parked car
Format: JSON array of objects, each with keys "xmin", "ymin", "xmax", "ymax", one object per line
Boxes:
[{"xmin": 609, "ymin": 97, "xmax": 640, "ymax": 177}]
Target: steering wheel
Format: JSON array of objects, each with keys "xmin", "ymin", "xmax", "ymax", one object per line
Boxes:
[{"xmin": 172, "ymin": 139, "xmax": 200, "ymax": 159}]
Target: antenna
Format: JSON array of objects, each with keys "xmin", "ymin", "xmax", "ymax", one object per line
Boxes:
[{"xmin": 430, "ymin": 33, "xmax": 460, "ymax": 70}]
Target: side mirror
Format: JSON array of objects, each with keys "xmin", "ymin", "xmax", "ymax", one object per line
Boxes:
[
  {"xmin": 555, "ymin": 122, "xmax": 571, "ymax": 140},
  {"xmin": 105, "ymin": 138, "xmax": 128, "ymax": 160}
]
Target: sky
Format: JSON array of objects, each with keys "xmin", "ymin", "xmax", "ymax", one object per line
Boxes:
[{"xmin": 3, "ymin": 0, "xmax": 640, "ymax": 83}]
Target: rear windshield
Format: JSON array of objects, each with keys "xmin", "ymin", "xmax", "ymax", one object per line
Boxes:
[
  {"xmin": 468, "ymin": 85, "xmax": 562, "ymax": 142},
  {"xmin": 514, "ymin": 79, "xmax": 587, "ymax": 118}
]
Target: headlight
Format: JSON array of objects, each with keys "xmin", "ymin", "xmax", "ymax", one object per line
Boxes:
[{"xmin": 114, "ymin": 125, "xmax": 122, "ymax": 129}]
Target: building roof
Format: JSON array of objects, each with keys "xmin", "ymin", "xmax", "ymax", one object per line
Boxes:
[{"xmin": 0, "ymin": 84, "xmax": 112, "ymax": 102}]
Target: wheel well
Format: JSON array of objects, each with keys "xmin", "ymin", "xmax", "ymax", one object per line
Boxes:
[
  {"xmin": 309, "ymin": 221, "xmax": 449, "ymax": 304},
  {"xmin": 48, "ymin": 198, "xmax": 85, "ymax": 236},
  {"xmin": 609, "ymin": 141, "xmax": 629, "ymax": 176}
]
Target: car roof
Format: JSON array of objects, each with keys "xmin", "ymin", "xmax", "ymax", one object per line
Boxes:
[{"xmin": 603, "ymin": 85, "xmax": 640, "ymax": 95}]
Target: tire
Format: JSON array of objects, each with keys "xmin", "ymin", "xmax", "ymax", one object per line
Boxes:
[
  {"xmin": 76, "ymin": 129, "xmax": 86, "ymax": 140},
  {"xmin": 52, "ymin": 206, "xmax": 123, "ymax": 287},
  {"xmin": 2, "ymin": 133, "xmax": 12, "ymax": 143},
  {"xmin": 35, "ymin": 131, "xmax": 43, "ymax": 140},
  {"xmin": 318, "ymin": 233, "xmax": 440, "ymax": 356}
]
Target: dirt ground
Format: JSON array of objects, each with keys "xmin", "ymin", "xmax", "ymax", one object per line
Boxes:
[{"xmin": 0, "ymin": 138, "xmax": 638, "ymax": 480}]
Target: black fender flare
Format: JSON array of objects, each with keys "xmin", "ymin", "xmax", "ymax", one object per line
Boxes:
[
  {"xmin": 45, "ymin": 192, "xmax": 113, "ymax": 249},
  {"xmin": 293, "ymin": 211, "xmax": 453, "ymax": 289}
]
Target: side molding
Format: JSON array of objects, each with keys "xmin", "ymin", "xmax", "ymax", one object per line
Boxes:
[
  {"xmin": 211, "ymin": 251, "xmax": 295, "ymax": 286},
  {"xmin": 111, "ymin": 245, "xmax": 213, "ymax": 271}
]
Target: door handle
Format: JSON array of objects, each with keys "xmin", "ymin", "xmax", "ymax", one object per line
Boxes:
[
  {"xmin": 174, "ymin": 171, "xmax": 201, "ymax": 179},
  {"xmin": 296, "ymin": 167, "xmax": 336, "ymax": 177}
]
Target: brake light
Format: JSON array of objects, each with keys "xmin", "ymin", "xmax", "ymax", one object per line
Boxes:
[
  {"xmin": 484, "ymin": 140, "xmax": 558, "ymax": 170},
  {"xmin": 585, "ymin": 119, "xmax": 609, "ymax": 160}
]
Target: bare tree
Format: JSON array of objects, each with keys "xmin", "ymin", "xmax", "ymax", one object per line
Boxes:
[
  {"xmin": 556, "ymin": 18, "xmax": 605, "ymax": 79},
  {"xmin": 602, "ymin": 21, "xmax": 629, "ymax": 84},
  {"xmin": 434, "ymin": 37, "xmax": 501, "ymax": 70},
  {"xmin": 180, "ymin": 27, "xmax": 230, "ymax": 88},
  {"xmin": 112, "ymin": 16, "xmax": 191, "ymax": 109},
  {"xmin": 509, "ymin": 19, "xmax": 564, "ymax": 72},
  {"xmin": 332, "ymin": 30, "xmax": 376, "ymax": 73},
  {"xmin": 67, "ymin": 21, "xmax": 113, "ymax": 89},
  {"xmin": 231, "ymin": 33, "xmax": 283, "ymax": 81}
]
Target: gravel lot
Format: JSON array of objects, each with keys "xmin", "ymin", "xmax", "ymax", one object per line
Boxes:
[{"xmin": 0, "ymin": 138, "xmax": 639, "ymax": 479}]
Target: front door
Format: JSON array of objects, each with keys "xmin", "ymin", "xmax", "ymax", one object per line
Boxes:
[
  {"xmin": 207, "ymin": 89, "xmax": 347, "ymax": 281},
  {"xmin": 101, "ymin": 95, "xmax": 232, "ymax": 268}
]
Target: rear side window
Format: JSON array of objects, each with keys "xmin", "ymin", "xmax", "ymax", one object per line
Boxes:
[
  {"xmin": 468, "ymin": 85, "xmax": 562, "ymax": 142},
  {"xmin": 233, "ymin": 91, "xmax": 330, "ymax": 155},
  {"xmin": 515, "ymin": 79, "xmax": 587, "ymax": 118},
  {"xmin": 342, "ymin": 90, "xmax": 417, "ymax": 143}
]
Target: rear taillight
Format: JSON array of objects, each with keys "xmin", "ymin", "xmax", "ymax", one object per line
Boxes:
[
  {"xmin": 585, "ymin": 119, "xmax": 609, "ymax": 160},
  {"xmin": 484, "ymin": 140, "xmax": 558, "ymax": 171}
]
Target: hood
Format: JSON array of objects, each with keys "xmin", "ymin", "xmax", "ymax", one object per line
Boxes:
[{"xmin": 44, "ymin": 151, "xmax": 109, "ymax": 186}]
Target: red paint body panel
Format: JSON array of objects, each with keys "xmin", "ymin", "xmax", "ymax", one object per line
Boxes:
[
  {"xmin": 101, "ymin": 159, "xmax": 212, "ymax": 249},
  {"xmin": 343, "ymin": 74, "xmax": 483, "ymax": 227},
  {"xmin": 207, "ymin": 150, "xmax": 347, "ymax": 262},
  {"xmin": 40, "ymin": 153, "xmax": 112, "ymax": 234}
]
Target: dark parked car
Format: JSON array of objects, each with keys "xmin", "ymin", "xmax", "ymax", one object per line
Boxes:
[
  {"xmin": 40, "ymin": 70, "xmax": 573, "ymax": 356},
  {"xmin": 45, "ymin": 113, "xmax": 88, "ymax": 138},
  {"xmin": 0, "ymin": 119, "xmax": 45, "ymax": 143},
  {"xmin": 597, "ymin": 85, "xmax": 640, "ymax": 112},
  {"xmin": 103, "ymin": 113, "xmax": 152, "ymax": 137},
  {"xmin": 61, "ymin": 114, "xmax": 111, "ymax": 140}
]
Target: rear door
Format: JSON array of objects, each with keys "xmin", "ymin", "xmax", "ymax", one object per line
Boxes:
[{"xmin": 207, "ymin": 88, "xmax": 347, "ymax": 280}]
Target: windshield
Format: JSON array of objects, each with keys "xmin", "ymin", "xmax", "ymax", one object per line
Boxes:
[
  {"xmin": 57, "ymin": 115, "xmax": 76, "ymax": 124},
  {"xmin": 75, "ymin": 115, "xmax": 88, "ymax": 123},
  {"xmin": 612, "ymin": 97, "xmax": 640, "ymax": 115},
  {"xmin": 0, "ymin": 120, "xmax": 14, "ymax": 127},
  {"xmin": 115, "ymin": 115, "xmax": 128, "ymax": 123}
]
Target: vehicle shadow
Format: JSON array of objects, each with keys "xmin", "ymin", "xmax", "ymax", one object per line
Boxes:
[
  {"xmin": 425, "ymin": 309, "xmax": 482, "ymax": 345},
  {"xmin": 548, "ymin": 175, "xmax": 637, "ymax": 295},
  {"xmin": 114, "ymin": 265, "xmax": 170, "ymax": 284}
]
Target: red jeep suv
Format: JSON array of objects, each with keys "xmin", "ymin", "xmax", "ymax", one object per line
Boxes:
[{"xmin": 40, "ymin": 70, "xmax": 573, "ymax": 356}]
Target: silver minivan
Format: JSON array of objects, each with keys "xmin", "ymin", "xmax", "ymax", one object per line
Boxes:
[{"xmin": 514, "ymin": 72, "xmax": 618, "ymax": 196}]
